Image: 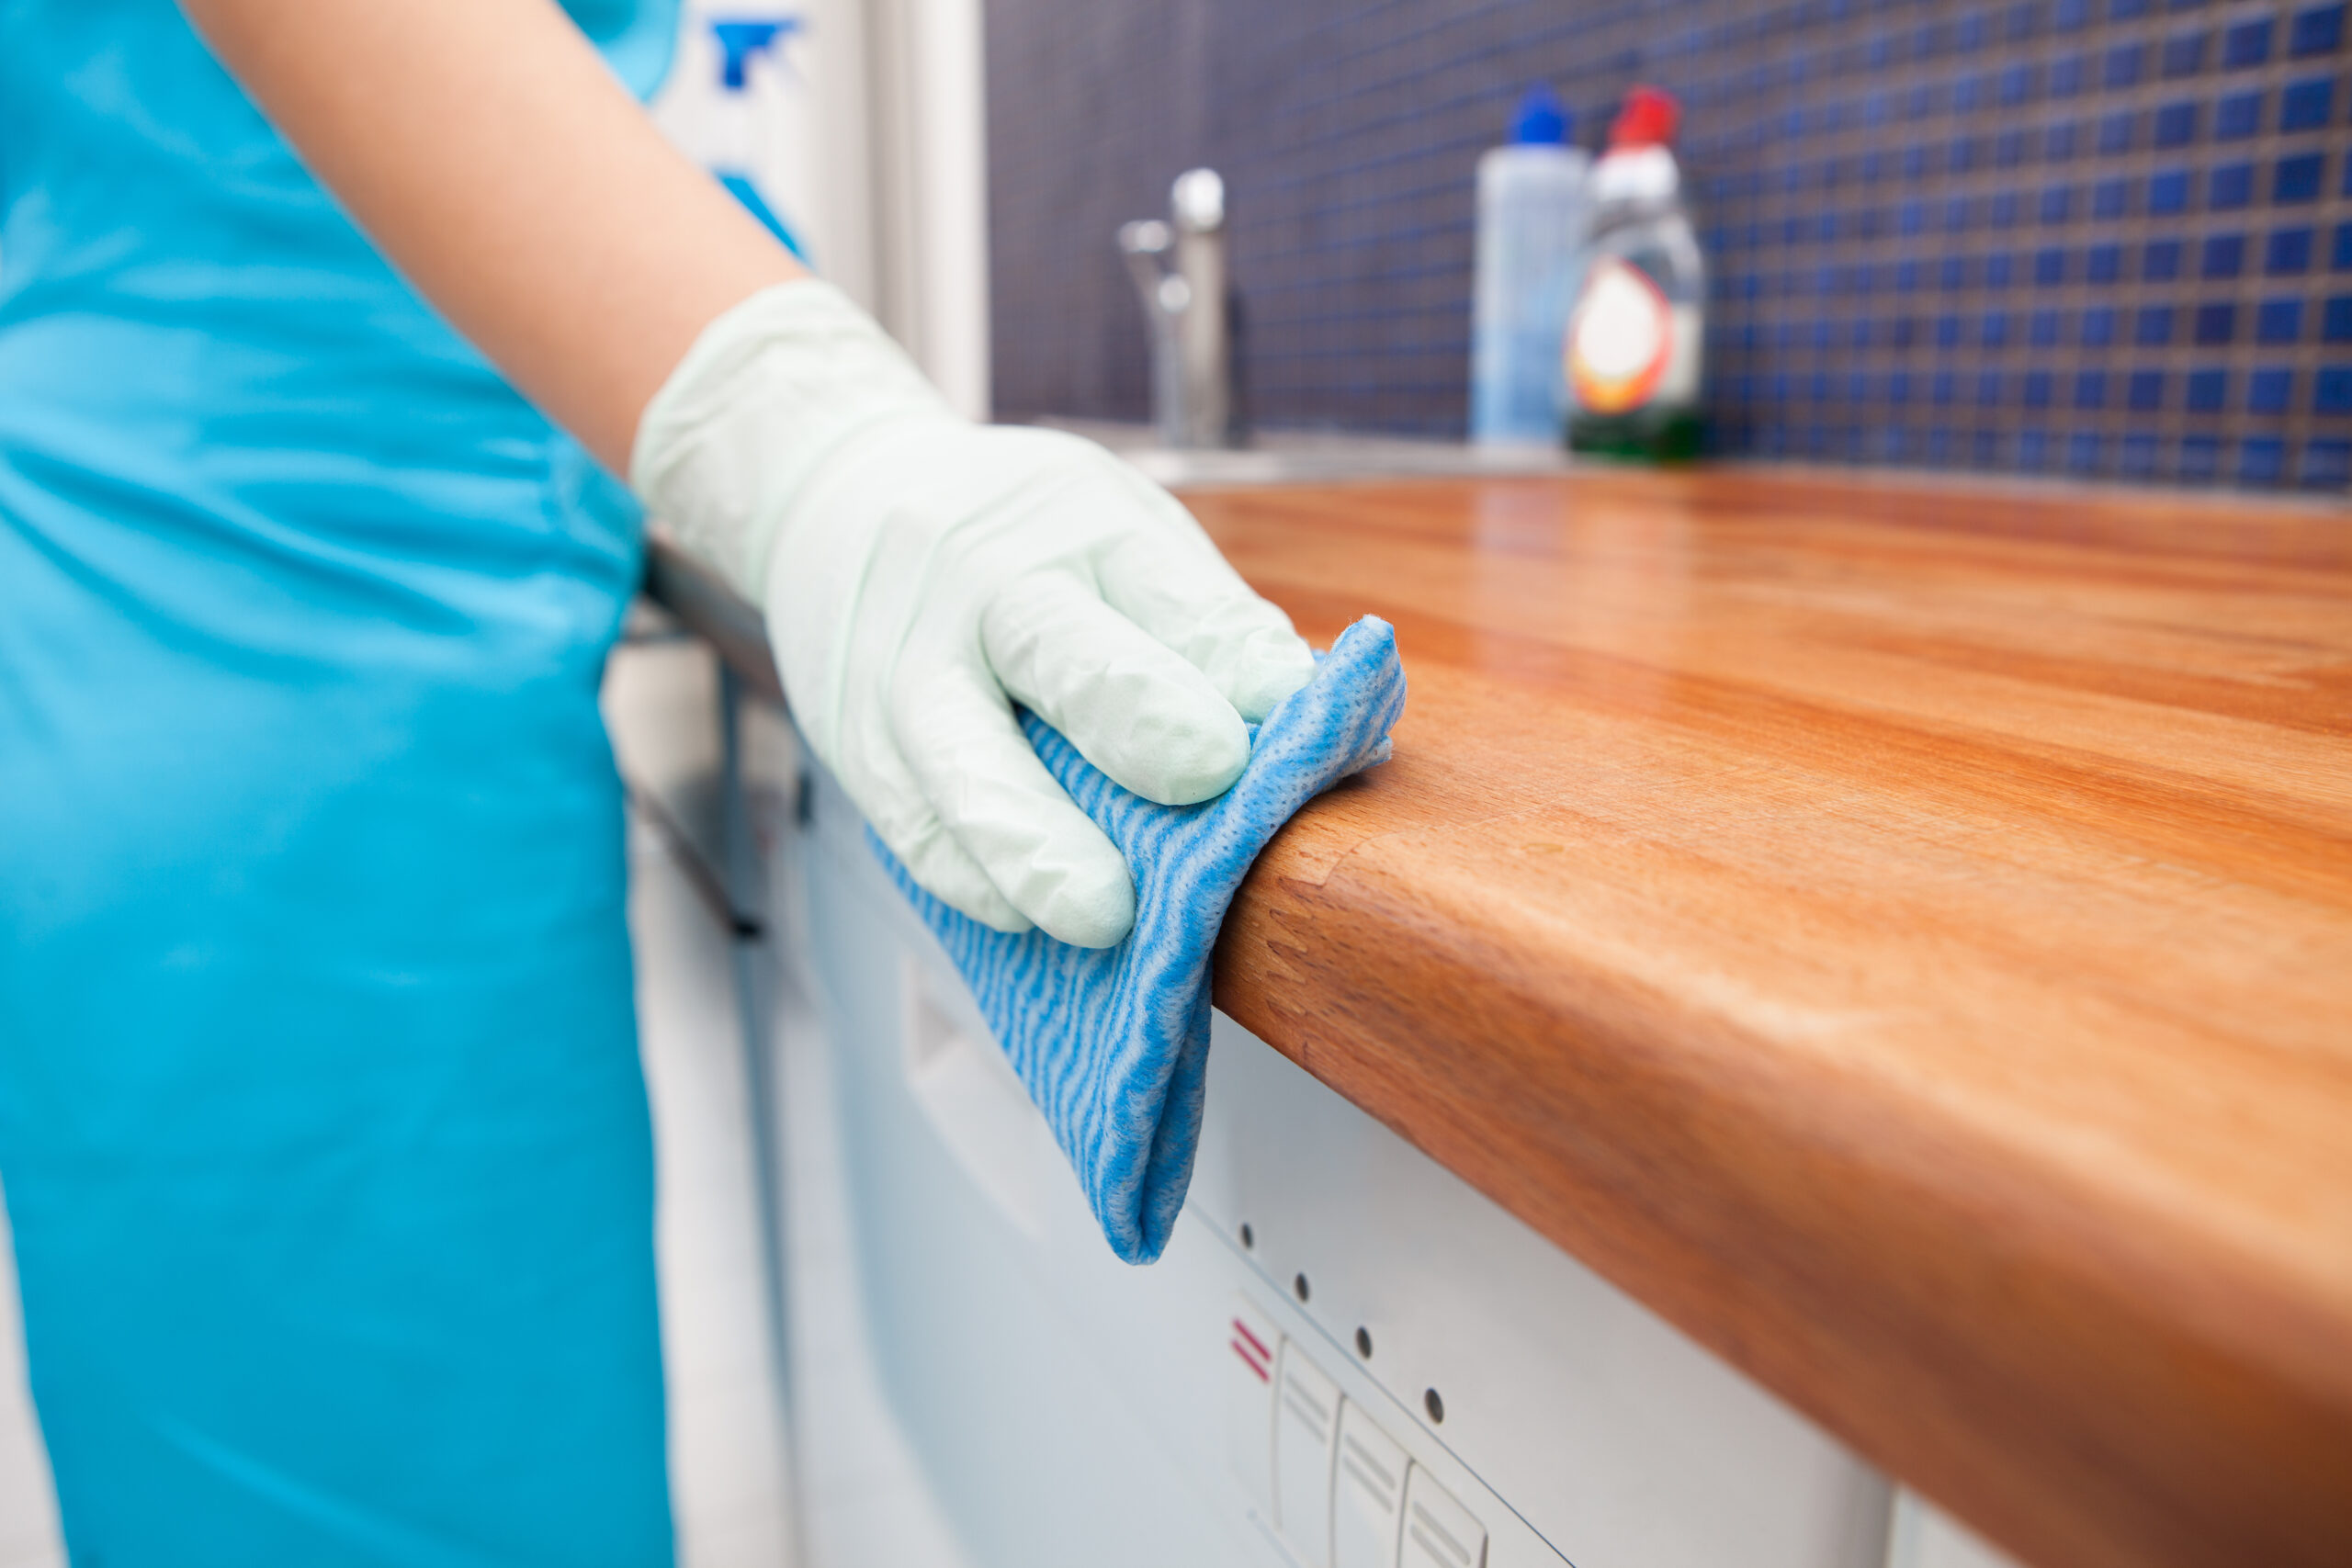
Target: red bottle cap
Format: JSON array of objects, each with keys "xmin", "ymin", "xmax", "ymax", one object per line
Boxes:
[{"xmin": 1608, "ymin": 85, "xmax": 1681, "ymax": 147}]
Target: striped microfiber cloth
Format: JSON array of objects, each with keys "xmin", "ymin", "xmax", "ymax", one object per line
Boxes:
[{"xmin": 873, "ymin": 616, "xmax": 1407, "ymax": 1263}]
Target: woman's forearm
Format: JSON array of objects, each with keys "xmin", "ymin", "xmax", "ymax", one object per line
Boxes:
[{"xmin": 178, "ymin": 0, "xmax": 806, "ymax": 471}]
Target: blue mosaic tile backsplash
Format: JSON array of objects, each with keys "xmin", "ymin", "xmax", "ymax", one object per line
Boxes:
[{"xmin": 985, "ymin": 0, "xmax": 2352, "ymax": 490}]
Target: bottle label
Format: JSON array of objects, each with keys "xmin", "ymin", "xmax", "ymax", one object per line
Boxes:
[{"xmin": 1566, "ymin": 257, "xmax": 1679, "ymax": 415}]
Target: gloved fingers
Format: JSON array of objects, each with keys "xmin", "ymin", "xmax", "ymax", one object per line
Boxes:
[
  {"xmin": 876, "ymin": 809, "xmax": 1035, "ymax": 935},
  {"xmin": 894, "ymin": 658, "xmax": 1138, "ymax": 949},
  {"xmin": 1091, "ymin": 520, "xmax": 1318, "ymax": 724},
  {"xmin": 981, "ymin": 571, "xmax": 1251, "ymax": 807}
]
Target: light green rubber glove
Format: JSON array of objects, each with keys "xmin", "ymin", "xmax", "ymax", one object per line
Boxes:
[{"xmin": 631, "ymin": 280, "xmax": 1317, "ymax": 947}]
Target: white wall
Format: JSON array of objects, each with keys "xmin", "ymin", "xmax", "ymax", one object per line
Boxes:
[{"xmin": 860, "ymin": 0, "xmax": 993, "ymax": 419}]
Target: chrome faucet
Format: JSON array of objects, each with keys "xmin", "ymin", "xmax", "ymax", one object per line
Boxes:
[{"xmin": 1118, "ymin": 169, "xmax": 1233, "ymax": 449}]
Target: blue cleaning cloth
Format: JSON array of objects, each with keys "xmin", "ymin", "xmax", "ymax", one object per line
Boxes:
[{"xmin": 875, "ymin": 615, "xmax": 1407, "ymax": 1264}]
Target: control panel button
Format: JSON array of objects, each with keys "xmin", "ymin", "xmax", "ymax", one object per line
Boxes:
[
  {"xmin": 1333, "ymin": 1400, "xmax": 1409, "ymax": 1568},
  {"xmin": 1273, "ymin": 1341, "xmax": 1342, "ymax": 1566},
  {"xmin": 1401, "ymin": 1465, "xmax": 1487, "ymax": 1568},
  {"xmin": 1226, "ymin": 1298, "xmax": 1280, "ymax": 1516}
]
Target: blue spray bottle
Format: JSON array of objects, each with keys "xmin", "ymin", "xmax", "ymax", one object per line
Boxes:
[{"xmin": 698, "ymin": 17, "xmax": 808, "ymax": 259}]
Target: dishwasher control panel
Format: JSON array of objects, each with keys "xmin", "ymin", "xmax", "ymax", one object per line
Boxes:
[{"xmin": 1225, "ymin": 1291, "xmax": 1536, "ymax": 1568}]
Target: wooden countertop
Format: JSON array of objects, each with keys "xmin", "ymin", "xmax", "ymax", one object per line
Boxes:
[{"xmin": 1185, "ymin": 469, "xmax": 2351, "ymax": 1568}]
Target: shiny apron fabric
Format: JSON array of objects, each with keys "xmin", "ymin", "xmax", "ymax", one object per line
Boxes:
[{"xmin": 0, "ymin": 3, "xmax": 679, "ymax": 1561}]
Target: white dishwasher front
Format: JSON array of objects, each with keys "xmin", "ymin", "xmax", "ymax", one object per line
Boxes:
[{"xmin": 785, "ymin": 758, "xmax": 1893, "ymax": 1568}]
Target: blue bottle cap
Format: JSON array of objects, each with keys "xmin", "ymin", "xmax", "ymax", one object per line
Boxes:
[
  {"xmin": 1510, "ymin": 85, "xmax": 1570, "ymax": 145},
  {"xmin": 711, "ymin": 17, "xmax": 799, "ymax": 91}
]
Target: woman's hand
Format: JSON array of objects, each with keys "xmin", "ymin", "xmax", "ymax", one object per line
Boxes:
[{"xmin": 634, "ymin": 283, "xmax": 1315, "ymax": 947}]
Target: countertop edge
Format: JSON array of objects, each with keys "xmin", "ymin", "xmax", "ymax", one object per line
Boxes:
[{"xmin": 1211, "ymin": 843, "xmax": 2352, "ymax": 1568}]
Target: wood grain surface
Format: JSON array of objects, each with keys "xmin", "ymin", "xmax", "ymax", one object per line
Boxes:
[{"xmin": 1185, "ymin": 468, "xmax": 2352, "ymax": 1568}]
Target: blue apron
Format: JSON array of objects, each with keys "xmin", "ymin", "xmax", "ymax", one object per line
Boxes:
[{"xmin": 0, "ymin": 3, "xmax": 681, "ymax": 1561}]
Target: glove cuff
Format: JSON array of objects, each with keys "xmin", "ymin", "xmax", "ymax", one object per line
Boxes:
[{"xmin": 628, "ymin": 278, "xmax": 958, "ymax": 599}]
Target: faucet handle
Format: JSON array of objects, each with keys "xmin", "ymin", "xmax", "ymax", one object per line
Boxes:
[{"xmin": 1170, "ymin": 168, "xmax": 1224, "ymax": 233}]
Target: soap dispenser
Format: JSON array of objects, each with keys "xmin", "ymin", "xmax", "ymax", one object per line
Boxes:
[{"xmin": 1470, "ymin": 86, "xmax": 1591, "ymax": 446}]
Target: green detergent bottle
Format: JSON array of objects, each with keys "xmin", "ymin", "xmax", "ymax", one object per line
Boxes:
[{"xmin": 1565, "ymin": 86, "xmax": 1706, "ymax": 461}]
